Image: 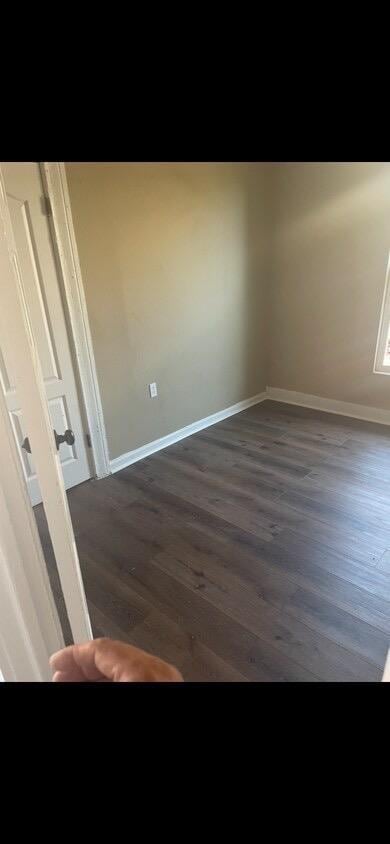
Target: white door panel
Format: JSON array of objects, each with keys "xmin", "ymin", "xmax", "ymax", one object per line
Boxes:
[
  {"xmin": 0, "ymin": 167, "xmax": 92, "ymax": 644},
  {"xmin": 0, "ymin": 163, "xmax": 91, "ymax": 505}
]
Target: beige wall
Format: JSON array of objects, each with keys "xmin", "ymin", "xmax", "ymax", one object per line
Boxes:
[
  {"xmin": 66, "ymin": 163, "xmax": 267, "ymax": 459},
  {"xmin": 267, "ymin": 162, "xmax": 390, "ymax": 409},
  {"xmin": 66, "ymin": 162, "xmax": 390, "ymax": 463}
]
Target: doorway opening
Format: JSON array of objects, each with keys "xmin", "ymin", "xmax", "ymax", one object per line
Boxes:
[{"xmin": 0, "ymin": 162, "xmax": 109, "ymax": 506}]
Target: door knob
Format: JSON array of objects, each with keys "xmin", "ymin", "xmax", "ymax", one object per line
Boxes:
[
  {"xmin": 54, "ymin": 429, "xmax": 75, "ymax": 450},
  {"xmin": 21, "ymin": 429, "xmax": 75, "ymax": 454},
  {"xmin": 21, "ymin": 436, "xmax": 31, "ymax": 454}
]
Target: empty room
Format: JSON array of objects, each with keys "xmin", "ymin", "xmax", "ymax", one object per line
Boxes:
[{"xmin": 1, "ymin": 161, "xmax": 389, "ymax": 682}]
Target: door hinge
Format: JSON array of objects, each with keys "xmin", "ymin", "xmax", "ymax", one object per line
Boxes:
[
  {"xmin": 86, "ymin": 433, "xmax": 92, "ymax": 448},
  {"xmin": 40, "ymin": 195, "xmax": 52, "ymax": 216}
]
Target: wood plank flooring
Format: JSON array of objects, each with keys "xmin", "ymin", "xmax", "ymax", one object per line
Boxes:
[{"xmin": 34, "ymin": 400, "xmax": 390, "ymax": 681}]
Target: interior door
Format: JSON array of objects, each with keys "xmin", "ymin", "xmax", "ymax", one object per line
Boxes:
[
  {"xmin": 0, "ymin": 162, "xmax": 91, "ymax": 505},
  {"xmin": 0, "ymin": 166, "xmax": 92, "ymax": 644}
]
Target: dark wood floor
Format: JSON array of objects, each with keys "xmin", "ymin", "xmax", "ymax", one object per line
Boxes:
[{"xmin": 35, "ymin": 400, "xmax": 390, "ymax": 681}]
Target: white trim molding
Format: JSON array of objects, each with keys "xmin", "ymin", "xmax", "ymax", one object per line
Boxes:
[
  {"xmin": 109, "ymin": 383, "xmax": 390, "ymax": 476},
  {"xmin": 110, "ymin": 391, "xmax": 268, "ymax": 473},
  {"xmin": 41, "ymin": 163, "xmax": 110, "ymax": 478},
  {"xmin": 373, "ymin": 249, "xmax": 390, "ymax": 376},
  {"xmin": 382, "ymin": 650, "xmax": 390, "ymax": 682},
  {"xmin": 266, "ymin": 387, "xmax": 390, "ymax": 426}
]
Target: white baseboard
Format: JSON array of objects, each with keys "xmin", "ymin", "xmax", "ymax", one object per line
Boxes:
[
  {"xmin": 266, "ymin": 387, "xmax": 390, "ymax": 426},
  {"xmin": 110, "ymin": 391, "xmax": 268, "ymax": 474},
  {"xmin": 110, "ymin": 386, "xmax": 390, "ymax": 475}
]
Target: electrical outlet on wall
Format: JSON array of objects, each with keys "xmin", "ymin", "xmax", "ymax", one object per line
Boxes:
[{"xmin": 149, "ymin": 382, "xmax": 158, "ymax": 398}]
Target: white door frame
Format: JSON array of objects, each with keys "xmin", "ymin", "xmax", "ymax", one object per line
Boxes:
[
  {"xmin": 40, "ymin": 162, "xmax": 110, "ymax": 479},
  {"xmin": 0, "ymin": 167, "xmax": 93, "ymax": 645}
]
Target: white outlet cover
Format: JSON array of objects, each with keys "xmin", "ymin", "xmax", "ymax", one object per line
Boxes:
[{"xmin": 149, "ymin": 382, "xmax": 158, "ymax": 398}]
